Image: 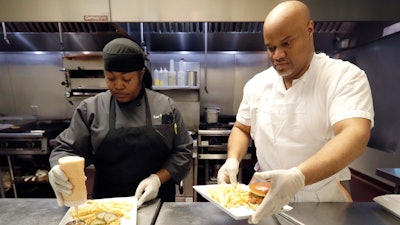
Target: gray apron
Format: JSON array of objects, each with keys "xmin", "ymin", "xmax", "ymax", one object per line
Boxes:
[{"xmin": 92, "ymin": 92, "xmax": 176, "ymax": 201}]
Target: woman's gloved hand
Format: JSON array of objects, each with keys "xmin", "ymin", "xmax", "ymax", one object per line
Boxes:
[
  {"xmin": 217, "ymin": 158, "xmax": 240, "ymax": 184},
  {"xmin": 134, "ymin": 174, "xmax": 161, "ymax": 208},
  {"xmin": 248, "ymin": 167, "xmax": 305, "ymax": 224},
  {"xmin": 48, "ymin": 165, "xmax": 72, "ymax": 206}
]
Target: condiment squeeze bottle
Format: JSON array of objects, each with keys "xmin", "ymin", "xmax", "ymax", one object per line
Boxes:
[{"xmin": 58, "ymin": 156, "xmax": 87, "ymax": 207}]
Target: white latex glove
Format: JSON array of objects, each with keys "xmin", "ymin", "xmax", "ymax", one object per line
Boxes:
[
  {"xmin": 217, "ymin": 158, "xmax": 240, "ymax": 184},
  {"xmin": 134, "ymin": 174, "xmax": 161, "ymax": 208},
  {"xmin": 248, "ymin": 167, "xmax": 305, "ymax": 224},
  {"xmin": 48, "ymin": 165, "xmax": 72, "ymax": 206}
]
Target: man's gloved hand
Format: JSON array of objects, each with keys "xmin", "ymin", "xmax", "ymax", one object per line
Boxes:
[
  {"xmin": 48, "ymin": 165, "xmax": 72, "ymax": 206},
  {"xmin": 248, "ymin": 167, "xmax": 305, "ymax": 224},
  {"xmin": 134, "ymin": 174, "xmax": 161, "ymax": 208},
  {"xmin": 217, "ymin": 158, "xmax": 240, "ymax": 184}
]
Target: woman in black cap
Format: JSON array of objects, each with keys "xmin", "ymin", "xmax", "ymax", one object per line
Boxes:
[{"xmin": 48, "ymin": 38, "xmax": 193, "ymax": 207}]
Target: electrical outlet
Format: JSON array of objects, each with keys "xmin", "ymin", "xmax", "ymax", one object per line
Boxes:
[{"xmin": 31, "ymin": 105, "xmax": 38, "ymax": 117}]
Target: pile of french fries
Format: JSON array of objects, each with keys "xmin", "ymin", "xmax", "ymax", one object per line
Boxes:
[
  {"xmin": 69, "ymin": 199, "xmax": 134, "ymax": 225},
  {"xmin": 207, "ymin": 184, "xmax": 256, "ymax": 210}
]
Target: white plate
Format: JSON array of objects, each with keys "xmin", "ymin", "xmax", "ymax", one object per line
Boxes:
[
  {"xmin": 58, "ymin": 197, "xmax": 137, "ymax": 225},
  {"xmin": 373, "ymin": 194, "xmax": 400, "ymax": 218},
  {"xmin": 193, "ymin": 184, "xmax": 292, "ymax": 220}
]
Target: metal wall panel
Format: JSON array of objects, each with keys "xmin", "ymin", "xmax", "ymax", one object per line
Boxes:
[
  {"xmin": 233, "ymin": 53, "xmax": 270, "ymax": 113},
  {"xmin": 0, "ymin": 54, "xmax": 13, "ymax": 116},
  {"xmin": 0, "ymin": 51, "xmax": 269, "ymax": 120},
  {"xmin": 0, "ymin": 53, "xmax": 75, "ymax": 119}
]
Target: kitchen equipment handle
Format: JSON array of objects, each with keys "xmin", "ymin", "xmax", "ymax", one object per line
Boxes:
[
  {"xmin": 276, "ymin": 212, "xmax": 305, "ymax": 225},
  {"xmin": 179, "ymin": 179, "xmax": 184, "ymax": 194}
]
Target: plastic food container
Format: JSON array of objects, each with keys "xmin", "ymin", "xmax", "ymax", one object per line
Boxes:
[
  {"xmin": 205, "ymin": 107, "xmax": 220, "ymax": 124},
  {"xmin": 187, "ymin": 71, "xmax": 197, "ymax": 86}
]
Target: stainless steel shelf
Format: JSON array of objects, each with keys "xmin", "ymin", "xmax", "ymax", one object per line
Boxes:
[
  {"xmin": 198, "ymin": 129, "xmax": 231, "ymax": 136},
  {"xmin": 198, "ymin": 153, "xmax": 251, "ymax": 160}
]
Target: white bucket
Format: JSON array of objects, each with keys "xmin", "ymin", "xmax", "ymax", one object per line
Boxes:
[{"xmin": 205, "ymin": 107, "xmax": 220, "ymax": 124}]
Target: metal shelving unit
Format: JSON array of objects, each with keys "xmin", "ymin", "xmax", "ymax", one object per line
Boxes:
[{"xmin": 194, "ymin": 129, "xmax": 251, "ymax": 188}]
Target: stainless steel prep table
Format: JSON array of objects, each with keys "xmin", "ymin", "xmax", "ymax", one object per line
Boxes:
[
  {"xmin": 287, "ymin": 202, "xmax": 400, "ymax": 225},
  {"xmin": 0, "ymin": 198, "xmax": 161, "ymax": 225},
  {"xmin": 376, "ymin": 168, "xmax": 400, "ymax": 193},
  {"xmin": 154, "ymin": 202, "xmax": 276, "ymax": 225},
  {"xmin": 155, "ymin": 202, "xmax": 400, "ymax": 225}
]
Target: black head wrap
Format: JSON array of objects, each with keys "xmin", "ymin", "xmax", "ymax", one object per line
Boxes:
[{"xmin": 102, "ymin": 38, "xmax": 145, "ymax": 72}]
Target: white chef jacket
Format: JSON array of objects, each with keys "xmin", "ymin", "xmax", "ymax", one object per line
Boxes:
[{"xmin": 237, "ymin": 53, "xmax": 374, "ymax": 197}]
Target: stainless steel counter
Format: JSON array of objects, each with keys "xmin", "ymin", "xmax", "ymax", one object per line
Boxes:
[
  {"xmin": 287, "ymin": 202, "xmax": 400, "ymax": 225},
  {"xmin": 155, "ymin": 202, "xmax": 400, "ymax": 225},
  {"xmin": 0, "ymin": 198, "xmax": 68, "ymax": 225},
  {"xmin": 0, "ymin": 198, "xmax": 161, "ymax": 225},
  {"xmin": 155, "ymin": 202, "xmax": 274, "ymax": 225},
  {"xmin": 137, "ymin": 198, "xmax": 162, "ymax": 225},
  {"xmin": 376, "ymin": 168, "xmax": 400, "ymax": 193},
  {"xmin": 2, "ymin": 198, "xmax": 399, "ymax": 225}
]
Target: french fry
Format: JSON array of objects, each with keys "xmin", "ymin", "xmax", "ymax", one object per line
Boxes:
[
  {"xmin": 207, "ymin": 184, "xmax": 252, "ymax": 210},
  {"xmin": 69, "ymin": 200, "xmax": 134, "ymax": 225}
]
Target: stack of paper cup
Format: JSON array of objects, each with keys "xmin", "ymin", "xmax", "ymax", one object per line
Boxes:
[{"xmin": 58, "ymin": 156, "xmax": 87, "ymax": 207}]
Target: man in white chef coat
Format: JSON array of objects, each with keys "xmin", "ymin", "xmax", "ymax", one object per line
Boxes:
[{"xmin": 217, "ymin": 1, "xmax": 374, "ymax": 224}]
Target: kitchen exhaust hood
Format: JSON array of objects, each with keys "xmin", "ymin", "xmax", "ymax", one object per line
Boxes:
[
  {"xmin": 0, "ymin": 0, "xmax": 399, "ymax": 53},
  {"xmin": 1, "ymin": 21, "xmax": 397, "ymax": 53}
]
